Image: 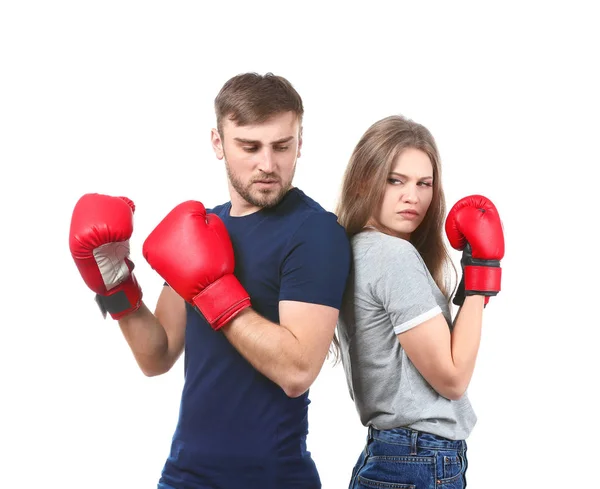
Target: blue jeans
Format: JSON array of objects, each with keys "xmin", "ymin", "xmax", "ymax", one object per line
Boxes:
[{"xmin": 348, "ymin": 427, "xmax": 468, "ymax": 489}]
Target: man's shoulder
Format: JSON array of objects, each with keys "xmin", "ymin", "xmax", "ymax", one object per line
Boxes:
[
  {"xmin": 283, "ymin": 189, "xmax": 341, "ymax": 229},
  {"xmin": 275, "ymin": 190, "xmax": 348, "ymax": 254},
  {"xmin": 286, "ymin": 188, "xmax": 326, "ymax": 213},
  {"xmin": 206, "ymin": 201, "xmax": 231, "ymax": 216},
  {"xmin": 282, "ymin": 188, "xmax": 337, "ymax": 223}
]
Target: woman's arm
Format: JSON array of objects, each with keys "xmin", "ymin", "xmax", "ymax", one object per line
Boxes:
[{"xmin": 396, "ymin": 295, "xmax": 485, "ymax": 400}]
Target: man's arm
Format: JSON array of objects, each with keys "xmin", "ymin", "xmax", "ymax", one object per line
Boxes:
[
  {"xmin": 221, "ymin": 301, "xmax": 339, "ymax": 398},
  {"xmin": 218, "ymin": 212, "xmax": 351, "ymax": 398},
  {"xmin": 118, "ymin": 286, "xmax": 187, "ymax": 377},
  {"xmin": 68, "ymin": 193, "xmax": 187, "ymax": 378},
  {"xmin": 140, "ymin": 205, "xmax": 350, "ymax": 391}
]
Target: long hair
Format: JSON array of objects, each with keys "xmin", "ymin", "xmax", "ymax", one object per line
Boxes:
[{"xmin": 330, "ymin": 115, "xmax": 457, "ymax": 363}]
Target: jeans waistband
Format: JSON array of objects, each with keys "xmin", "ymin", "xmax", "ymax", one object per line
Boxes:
[{"xmin": 368, "ymin": 426, "xmax": 465, "ymax": 452}]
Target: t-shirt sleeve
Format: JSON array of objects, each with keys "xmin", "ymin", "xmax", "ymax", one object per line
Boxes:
[
  {"xmin": 279, "ymin": 212, "xmax": 351, "ymax": 309},
  {"xmin": 370, "ymin": 237, "xmax": 441, "ymax": 335}
]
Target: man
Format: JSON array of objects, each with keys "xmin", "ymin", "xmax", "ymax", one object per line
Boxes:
[{"xmin": 69, "ymin": 72, "xmax": 351, "ymax": 488}]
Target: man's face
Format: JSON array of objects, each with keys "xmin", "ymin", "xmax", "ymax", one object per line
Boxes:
[{"xmin": 211, "ymin": 111, "xmax": 302, "ymax": 210}]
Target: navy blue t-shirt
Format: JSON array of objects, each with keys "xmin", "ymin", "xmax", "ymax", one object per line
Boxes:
[{"xmin": 158, "ymin": 188, "xmax": 351, "ymax": 489}]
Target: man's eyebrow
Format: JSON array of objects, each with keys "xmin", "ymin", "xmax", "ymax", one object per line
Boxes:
[
  {"xmin": 233, "ymin": 138, "xmax": 259, "ymax": 144},
  {"xmin": 271, "ymin": 136, "xmax": 294, "ymax": 145},
  {"xmin": 233, "ymin": 136, "xmax": 294, "ymax": 145}
]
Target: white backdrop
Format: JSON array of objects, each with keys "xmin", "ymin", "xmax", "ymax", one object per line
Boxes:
[{"xmin": 2, "ymin": 2, "xmax": 599, "ymax": 488}]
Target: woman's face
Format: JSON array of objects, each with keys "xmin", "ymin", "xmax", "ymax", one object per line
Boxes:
[{"xmin": 373, "ymin": 147, "xmax": 434, "ymax": 239}]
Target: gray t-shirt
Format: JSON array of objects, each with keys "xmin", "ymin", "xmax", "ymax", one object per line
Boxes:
[{"xmin": 337, "ymin": 230, "xmax": 477, "ymax": 440}]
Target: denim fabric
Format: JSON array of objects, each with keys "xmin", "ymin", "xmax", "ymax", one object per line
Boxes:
[{"xmin": 348, "ymin": 427, "xmax": 468, "ymax": 489}]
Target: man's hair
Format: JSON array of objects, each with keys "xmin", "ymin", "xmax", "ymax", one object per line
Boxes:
[{"xmin": 214, "ymin": 72, "xmax": 304, "ymax": 135}]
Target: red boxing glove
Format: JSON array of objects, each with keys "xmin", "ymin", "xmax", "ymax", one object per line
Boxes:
[
  {"xmin": 142, "ymin": 200, "xmax": 251, "ymax": 330},
  {"xmin": 69, "ymin": 193, "xmax": 143, "ymax": 319},
  {"xmin": 445, "ymin": 195, "xmax": 504, "ymax": 306}
]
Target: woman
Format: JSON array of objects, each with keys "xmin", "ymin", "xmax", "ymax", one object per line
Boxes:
[{"xmin": 335, "ymin": 115, "xmax": 504, "ymax": 488}]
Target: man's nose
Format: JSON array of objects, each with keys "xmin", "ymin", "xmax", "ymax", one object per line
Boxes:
[{"xmin": 257, "ymin": 148, "xmax": 275, "ymax": 173}]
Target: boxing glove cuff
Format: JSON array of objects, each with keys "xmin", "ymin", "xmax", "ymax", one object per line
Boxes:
[
  {"xmin": 95, "ymin": 274, "xmax": 143, "ymax": 320},
  {"xmin": 191, "ymin": 274, "xmax": 251, "ymax": 330},
  {"xmin": 464, "ymin": 265, "xmax": 502, "ymax": 296},
  {"xmin": 453, "ymin": 285, "xmax": 490, "ymax": 307}
]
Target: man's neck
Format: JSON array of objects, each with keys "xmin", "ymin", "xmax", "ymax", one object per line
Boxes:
[
  {"xmin": 228, "ymin": 183, "xmax": 262, "ymax": 217},
  {"xmin": 229, "ymin": 200, "xmax": 262, "ymax": 217},
  {"xmin": 228, "ymin": 185, "xmax": 295, "ymax": 217}
]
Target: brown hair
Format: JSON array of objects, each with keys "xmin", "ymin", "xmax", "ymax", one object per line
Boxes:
[
  {"xmin": 330, "ymin": 115, "xmax": 457, "ymax": 362},
  {"xmin": 214, "ymin": 72, "xmax": 304, "ymax": 135}
]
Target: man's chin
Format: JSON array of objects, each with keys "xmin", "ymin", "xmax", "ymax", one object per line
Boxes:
[{"xmin": 251, "ymin": 188, "xmax": 287, "ymax": 208}]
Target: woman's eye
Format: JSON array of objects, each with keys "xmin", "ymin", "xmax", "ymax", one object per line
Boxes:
[
  {"xmin": 387, "ymin": 178, "xmax": 403, "ymax": 185},
  {"xmin": 418, "ymin": 182, "xmax": 433, "ymax": 187}
]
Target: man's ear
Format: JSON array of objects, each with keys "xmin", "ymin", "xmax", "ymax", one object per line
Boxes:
[
  {"xmin": 211, "ymin": 128, "xmax": 224, "ymax": 160},
  {"xmin": 297, "ymin": 126, "xmax": 303, "ymax": 158}
]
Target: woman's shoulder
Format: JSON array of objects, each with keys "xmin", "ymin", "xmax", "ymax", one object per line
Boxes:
[
  {"xmin": 351, "ymin": 231, "xmax": 425, "ymax": 274},
  {"xmin": 352, "ymin": 230, "xmax": 419, "ymax": 256}
]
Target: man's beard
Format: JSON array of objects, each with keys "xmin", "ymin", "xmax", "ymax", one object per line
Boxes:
[{"xmin": 225, "ymin": 160, "xmax": 295, "ymax": 209}]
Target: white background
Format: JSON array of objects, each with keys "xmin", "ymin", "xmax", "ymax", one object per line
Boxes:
[{"xmin": 1, "ymin": 1, "xmax": 599, "ymax": 488}]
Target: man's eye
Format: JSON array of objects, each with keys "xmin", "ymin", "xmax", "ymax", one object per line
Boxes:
[
  {"xmin": 274, "ymin": 146, "xmax": 289, "ymax": 152},
  {"xmin": 243, "ymin": 147, "xmax": 258, "ymax": 152}
]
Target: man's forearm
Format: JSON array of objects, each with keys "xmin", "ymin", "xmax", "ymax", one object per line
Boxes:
[
  {"xmin": 221, "ymin": 308, "xmax": 308, "ymax": 397},
  {"xmin": 118, "ymin": 302, "xmax": 170, "ymax": 376}
]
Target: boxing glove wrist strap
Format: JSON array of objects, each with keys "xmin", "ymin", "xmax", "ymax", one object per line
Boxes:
[
  {"xmin": 191, "ymin": 274, "xmax": 251, "ymax": 331},
  {"xmin": 464, "ymin": 265, "xmax": 502, "ymax": 295},
  {"xmin": 95, "ymin": 274, "xmax": 143, "ymax": 320},
  {"xmin": 453, "ymin": 288, "xmax": 490, "ymax": 307}
]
